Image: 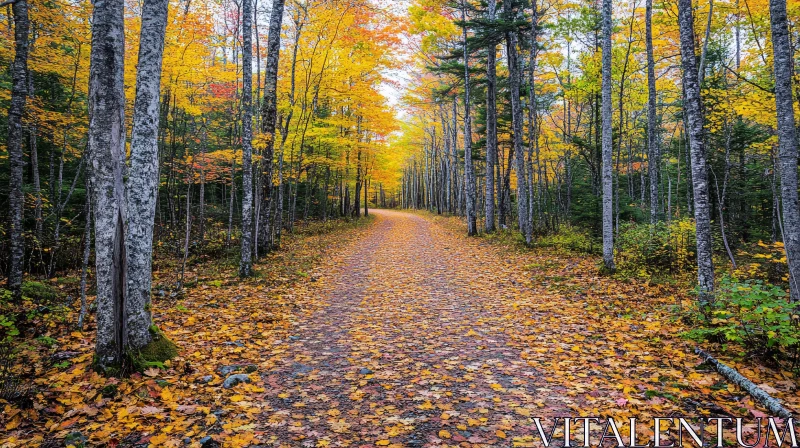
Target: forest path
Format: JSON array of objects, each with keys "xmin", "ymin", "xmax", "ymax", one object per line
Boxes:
[{"xmin": 259, "ymin": 210, "xmax": 571, "ymax": 446}]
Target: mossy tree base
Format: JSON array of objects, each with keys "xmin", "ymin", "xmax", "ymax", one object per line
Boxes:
[
  {"xmin": 93, "ymin": 333, "xmax": 179, "ymax": 376},
  {"xmin": 130, "ymin": 334, "xmax": 178, "ymax": 370}
]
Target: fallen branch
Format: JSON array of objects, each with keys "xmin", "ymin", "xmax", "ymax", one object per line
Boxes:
[{"xmin": 695, "ymin": 348, "xmax": 792, "ymax": 419}]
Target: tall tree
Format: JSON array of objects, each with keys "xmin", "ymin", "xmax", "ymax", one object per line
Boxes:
[
  {"xmin": 240, "ymin": 0, "xmax": 255, "ymax": 277},
  {"xmin": 601, "ymin": 0, "xmax": 615, "ymax": 271},
  {"xmin": 126, "ymin": 0, "xmax": 170, "ymax": 351},
  {"xmin": 677, "ymin": 0, "xmax": 715, "ymax": 301},
  {"xmin": 258, "ymin": 0, "xmax": 287, "ymax": 252},
  {"xmin": 461, "ymin": 0, "xmax": 477, "ymax": 236},
  {"xmin": 768, "ymin": 0, "xmax": 800, "ymax": 302},
  {"xmin": 645, "ymin": 0, "xmax": 659, "ymax": 224},
  {"xmin": 484, "ymin": 0, "xmax": 497, "ymax": 233},
  {"xmin": 88, "ymin": 0, "xmax": 128, "ymax": 367},
  {"xmin": 5, "ymin": 0, "xmax": 29, "ymax": 302},
  {"xmin": 504, "ymin": 0, "xmax": 530, "ymax": 244}
]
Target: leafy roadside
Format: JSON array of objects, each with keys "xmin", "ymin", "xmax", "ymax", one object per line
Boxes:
[
  {"xmin": 0, "ymin": 217, "xmax": 375, "ymax": 447},
  {"xmin": 419, "ymin": 211, "xmax": 799, "ymax": 425}
]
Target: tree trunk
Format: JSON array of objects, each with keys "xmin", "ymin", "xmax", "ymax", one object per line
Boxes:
[
  {"xmin": 646, "ymin": 0, "xmax": 660, "ymax": 224},
  {"xmin": 78, "ymin": 178, "xmax": 92, "ymax": 330},
  {"xmin": 29, "ymin": 76, "xmax": 42, "ymax": 244},
  {"xmin": 258, "ymin": 0, "xmax": 286, "ymax": 254},
  {"xmin": 88, "ymin": 0, "xmax": 128, "ymax": 368},
  {"xmin": 227, "ymin": 157, "xmax": 236, "ymax": 246},
  {"xmin": 678, "ymin": 0, "xmax": 715, "ymax": 301},
  {"xmin": 178, "ymin": 178, "xmax": 191, "ymax": 290},
  {"xmin": 528, "ymin": 0, "xmax": 541, "ymax": 231},
  {"xmin": 601, "ymin": 0, "xmax": 615, "ymax": 271},
  {"xmin": 768, "ymin": 0, "xmax": 800, "ymax": 302},
  {"xmin": 240, "ymin": 0, "xmax": 254, "ymax": 277},
  {"xmin": 697, "ymin": 0, "xmax": 714, "ymax": 86},
  {"xmin": 484, "ymin": 0, "xmax": 497, "ymax": 233},
  {"xmin": 461, "ymin": 1, "xmax": 477, "ymax": 235},
  {"xmin": 6, "ymin": 0, "xmax": 29, "ymax": 302},
  {"xmin": 504, "ymin": 2, "xmax": 530, "ymax": 243},
  {"xmin": 125, "ymin": 0, "xmax": 169, "ymax": 352}
]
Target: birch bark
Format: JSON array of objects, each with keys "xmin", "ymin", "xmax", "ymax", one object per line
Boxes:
[
  {"xmin": 677, "ymin": 0, "xmax": 715, "ymax": 301},
  {"xmin": 240, "ymin": 0, "xmax": 254, "ymax": 277},
  {"xmin": 88, "ymin": 0, "xmax": 128, "ymax": 366},
  {"xmin": 768, "ymin": 0, "xmax": 800, "ymax": 302},
  {"xmin": 6, "ymin": 0, "xmax": 28, "ymax": 302},
  {"xmin": 126, "ymin": 0, "xmax": 170, "ymax": 351}
]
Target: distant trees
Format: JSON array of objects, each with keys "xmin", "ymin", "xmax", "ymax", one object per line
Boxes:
[{"xmin": 400, "ymin": 0, "xmax": 800, "ymax": 302}]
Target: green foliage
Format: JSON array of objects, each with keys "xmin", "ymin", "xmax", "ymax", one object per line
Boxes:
[
  {"xmin": 36, "ymin": 335, "xmax": 57, "ymax": 348},
  {"xmin": 614, "ymin": 219, "xmax": 697, "ymax": 281},
  {"xmin": 0, "ymin": 314, "xmax": 19, "ymax": 345},
  {"xmin": 131, "ymin": 335, "xmax": 179, "ymax": 370},
  {"xmin": 21, "ymin": 281, "xmax": 58, "ymax": 303},
  {"xmin": 531, "ymin": 225, "xmax": 599, "ymax": 255},
  {"xmin": 685, "ymin": 277, "xmax": 800, "ymax": 370},
  {"xmin": 0, "ymin": 289, "xmax": 19, "ymax": 346}
]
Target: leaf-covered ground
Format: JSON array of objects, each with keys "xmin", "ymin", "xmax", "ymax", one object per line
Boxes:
[{"xmin": 2, "ymin": 210, "xmax": 798, "ymax": 447}]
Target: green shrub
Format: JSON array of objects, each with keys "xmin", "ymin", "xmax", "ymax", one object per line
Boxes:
[
  {"xmin": 21, "ymin": 281, "xmax": 58, "ymax": 303},
  {"xmin": 685, "ymin": 277, "xmax": 799, "ymax": 370},
  {"xmin": 531, "ymin": 225, "xmax": 599, "ymax": 255},
  {"xmin": 615, "ymin": 219, "xmax": 697, "ymax": 281}
]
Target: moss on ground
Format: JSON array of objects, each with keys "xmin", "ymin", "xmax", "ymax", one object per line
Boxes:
[{"xmin": 133, "ymin": 334, "xmax": 178, "ymax": 367}]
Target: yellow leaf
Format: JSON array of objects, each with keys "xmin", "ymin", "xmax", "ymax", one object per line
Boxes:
[
  {"xmin": 376, "ymin": 440, "xmax": 390, "ymax": 446},
  {"xmin": 497, "ymin": 430, "xmax": 507, "ymax": 439},
  {"xmin": 161, "ymin": 387, "xmax": 174, "ymax": 402},
  {"xmin": 149, "ymin": 433, "xmax": 169, "ymax": 446},
  {"xmin": 439, "ymin": 430, "xmax": 451, "ymax": 439}
]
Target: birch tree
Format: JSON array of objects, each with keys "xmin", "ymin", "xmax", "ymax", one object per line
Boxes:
[
  {"xmin": 125, "ymin": 0, "xmax": 170, "ymax": 354},
  {"xmin": 484, "ymin": 0, "xmax": 497, "ymax": 233},
  {"xmin": 677, "ymin": 0, "xmax": 715, "ymax": 301},
  {"xmin": 258, "ymin": 0, "xmax": 287, "ymax": 253},
  {"xmin": 504, "ymin": 0, "xmax": 530, "ymax": 244},
  {"xmin": 601, "ymin": 0, "xmax": 615, "ymax": 271},
  {"xmin": 461, "ymin": 0, "xmax": 477, "ymax": 236},
  {"xmin": 88, "ymin": 0, "xmax": 128, "ymax": 367},
  {"xmin": 645, "ymin": 0, "xmax": 659, "ymax": 225},
  {"xmin": 240, "ymin": 0, "xmax": 255, "ymax": 277},
  {"xmin": 4, "ymin": 0, "xmax": 29, "ymax": 302},
  {"xmin": 768, "ymin": 0, "xmax": 800, "ymax": 302}
]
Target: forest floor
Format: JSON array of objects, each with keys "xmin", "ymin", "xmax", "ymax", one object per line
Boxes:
[{"xmin": 2, "ymin": 210, "xmax": 799, "ymax": 448}]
